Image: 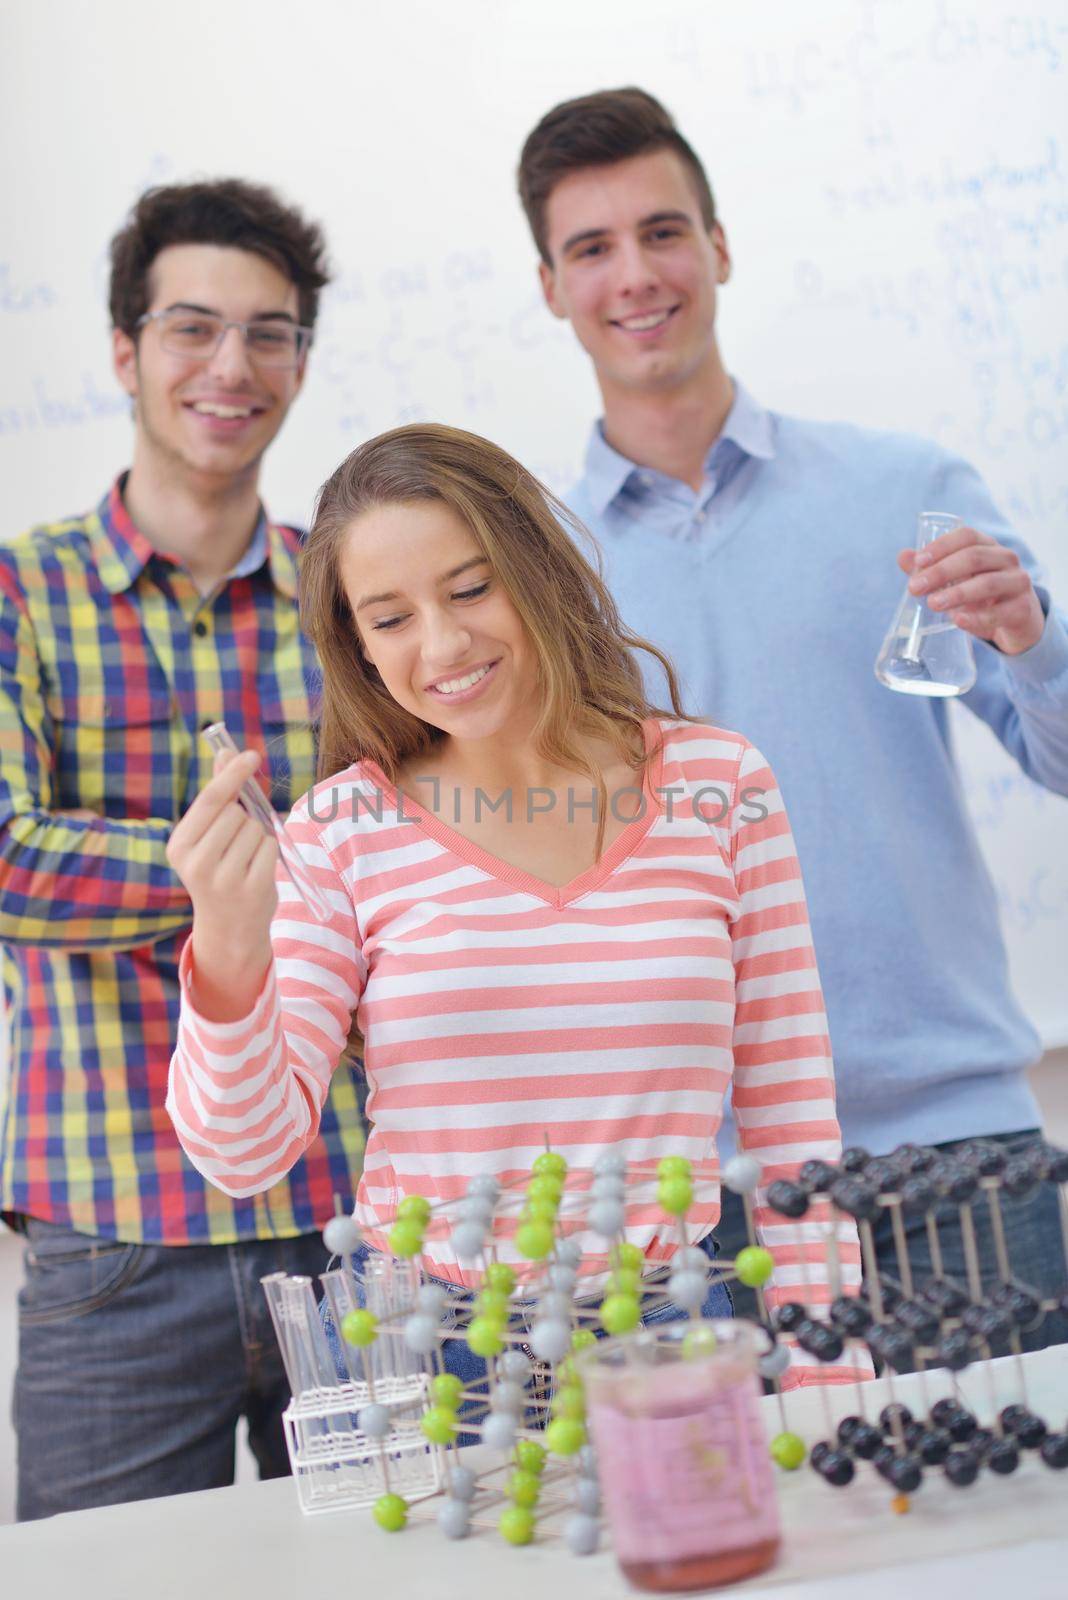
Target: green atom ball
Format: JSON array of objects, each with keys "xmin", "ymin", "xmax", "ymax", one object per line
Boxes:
[
  {"xmin": 484, "ymin": 1262, "xmax": 517, "ymax": 1296},
  {"xmin": 341, "ymin": 1309, "xmax": 378, "ymax": 1348},
  {"xmin": 507, "ymin": 1468, "xmax": 542, "ymax": 1508},
  {"xmin": 388, "ymin": 1217, "xmax": 425, "ymax": 1258},
  {"xmin": 527, "ymin": 1173, "xmax": 563, "ymax": 1206},
  {"xmin": 600, "ymin": 1292, "xmax": 640, "ymax": 1334},
  {"xmin": 395, "ymin": 1194, "xmax": 431, "ymax": 1226},
  {"xmin": 657, "ymin": 1155, "xmax": 692, "ymax": 1181},
  {"xmin": 431, "ymin": 1372, "xmax": 464, "ymax": 1408},
  {"xmin": 770, "ymin": 1431, "xmax": 806, "ymax": 1470},
  {"xmin": 523, "ymin": 1196, "xmax": 559, "ymax": 1227},
  {"xmin": 373, "ymin": 1492, "xmax": 408, "ymax": 1531},
  {"xmin": 681, "ymin": 1323, "xmax": 718, "ymax": 1359},
  {"xmin": 467, "ymin": 1315, "xmax": 506, "ymax": 1358},
  {"xmin": 420, "ymin": 1405, "xmax": 458, "ymax": 1445},
  {"xmin": 551, "ymin": 1385, "xmax": 586, "ymax": 1421},
  {"xmin": 610, "ymin": 1266, "xmax": 642, "ymax": 1296},
  {"xmin": 532, "ymin": 1151, "xmax": 568, "ymax": 1180},
  {"xmin": 514, "ymin": 1438, "xmax": 546, "ymax": 1475},
  {"xmin": 475, "ymin": 1287, "xmax": 511, "ymax": 1324},
  {"xmin": 657, "ymin": 1175, "xmax": 693, "ymax": 1216},
  {"xmin": 615, "ymin": 1240, "xmax": 644, "ymax": 1273},
  {"xmin": 735, "ymin": 1246, "xmax": 775, "ymax": 1288},
  {"xmin": 515, "ymin": 1219, "xmax": 554, "ymax": 1260},
  {"xmin": 499, "ymin": 1504, "xmax": 536, "ymax": 1545},
  {"xmin": 571, "ymin": 1328, "xmax": 597, "ymax": 1353},
  {"xmin": 545, "ymin": 1416, "xmax": 586, "ymax": 1456}
]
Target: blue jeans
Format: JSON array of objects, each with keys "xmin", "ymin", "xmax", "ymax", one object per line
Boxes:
[
  {"xmin": 324, "ymin": 1231, "xmax": 734, "ymax": 1394},
  {"xmin": 716, "ymin": 1129, "xmax": 1068, "ymax": 1355},
  {"xmin": 11, "ymin": 1214, "xmax": 329, "ymax": 1521}
]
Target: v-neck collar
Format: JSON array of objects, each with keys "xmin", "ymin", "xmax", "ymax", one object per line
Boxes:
[{"xmin": 362, "ymin": 720, "xmax": 666, "ymax": 911}]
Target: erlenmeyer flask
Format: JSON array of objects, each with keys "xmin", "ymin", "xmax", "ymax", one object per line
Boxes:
[{"xmin": 875, "ymin": 512, "xmax": 977, "ymax": 696}]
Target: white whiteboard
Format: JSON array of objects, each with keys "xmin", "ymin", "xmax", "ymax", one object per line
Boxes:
[{"xmin": 1, "ymin": 0, "xmax": 1067, "ymax": 1044}]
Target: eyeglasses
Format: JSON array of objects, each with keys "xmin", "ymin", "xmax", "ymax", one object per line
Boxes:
[{"xmin": 136, "ymin": 308, "xmax": 313, "ymax": 369}]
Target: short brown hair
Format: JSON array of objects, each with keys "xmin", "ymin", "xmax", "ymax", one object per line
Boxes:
[
  {"xmin": 301, "ymin": 423, "xmax": 693, "ymax": 809},
  {"xmin": 518, "ymin": 86, "xmax": 717, "ymax": 263},
  {"xmin": 108, "ymin": 178, "xmax": 331, "ymax": 337}
]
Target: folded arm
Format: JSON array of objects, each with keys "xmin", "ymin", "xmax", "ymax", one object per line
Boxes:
[{"xmin": 0, "ymin": 567, "xmax": 191, "ymax": 950}]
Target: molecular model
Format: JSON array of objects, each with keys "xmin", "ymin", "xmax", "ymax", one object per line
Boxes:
[
  {"xmin": 261, "ymin": 1137, "xmax": 1068, "ymax": 1548},
  {"xmin": 774, "ymin": 1139, "xmax": 1068, "ymax": 1506}
]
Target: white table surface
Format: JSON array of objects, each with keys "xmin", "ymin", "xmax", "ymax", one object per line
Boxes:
[{"xmin": 3, "ymin": 1347, "xmax": 1067, "ymax": 1600}]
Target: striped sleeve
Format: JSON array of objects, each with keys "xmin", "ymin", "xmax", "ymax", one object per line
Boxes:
[
  {"xmin": 728, "ymin": 741, "xmax": 869, "ymax": 1386},
  {"xmin": 166, "ymin": 795, "xmax": 365, "ymax": 1197}
]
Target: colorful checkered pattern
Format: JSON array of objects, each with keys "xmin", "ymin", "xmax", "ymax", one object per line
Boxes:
[{"xmin": 0, "ymin": 479, "xmax": 364, "ymax": 1244}]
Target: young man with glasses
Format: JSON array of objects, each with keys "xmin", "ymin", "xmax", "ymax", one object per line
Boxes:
[
  {"xmin": 0, "ymin": 180, "xmax": 364, "ymax": 1518},
  {"xmin": 517, "ymin": 88, "xmax": 1068, "ymax": 1343}
]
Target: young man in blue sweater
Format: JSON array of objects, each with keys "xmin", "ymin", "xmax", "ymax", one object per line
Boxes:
[{"xmin": 517, "ymin": 87, "xmax": 1068, "ymax": 1345}]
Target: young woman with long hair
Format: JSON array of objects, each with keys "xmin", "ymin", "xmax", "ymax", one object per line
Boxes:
[{"xmin": 165, "ymin": 423, "xmax": 863, "ymax": 1387}]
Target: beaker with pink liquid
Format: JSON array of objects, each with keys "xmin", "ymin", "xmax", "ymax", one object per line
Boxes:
[{"xmin": 579, "ymin": 1322, "xmax": 781, "ymax": 1592}]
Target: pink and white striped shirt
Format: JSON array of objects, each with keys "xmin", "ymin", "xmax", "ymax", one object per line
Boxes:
[{"xmin": 168, "ymin": 720, "xmax": 863, "ymax": 1371}]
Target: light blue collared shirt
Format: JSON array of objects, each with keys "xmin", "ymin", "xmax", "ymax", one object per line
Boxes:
[
  {"xmin": 579, "ymin": 379, "xmax": 776, "ymax": 539},
  {"xmin": 567, "ymin": 383, "xmax": 1068, "ymax": 1155}
]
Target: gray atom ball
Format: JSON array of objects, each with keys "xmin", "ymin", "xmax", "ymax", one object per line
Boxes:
[
  {"xmin": 357, "ymin": 1403, "xmax": 391, "ymax": 1439},
  {"xmin": 416, "ymin": 1282, "xmax": 448, "ymax": 1316},
  {"xmin": 572, "ymin": 1477, "xmax": 601, "ymax": 1516},
  {"xmin": 720, "ymin": 1153, "xmax": 762, "ymax": 1194},
  {"xmin": 565, "ymin": 1513, "xmax": 601, "ymax": 1556},
  {"xmin": 594, "ymin": 1149, "xmax": 628, "ymax": 1176},
  {"xmin": 490, "ymin": 1379, "xmax": 526, "ymax": 1415},
  {"xmin": 467, "ymin": 1174, "xmax": 501, "ymax": 1200},
  {"xmin": 538, "ymin": 1290, "xmax": 574, "ymax": 1319},
  {"xmin": 456, "ymin": 1194, "xmax": 495, "ymax": 1226},
  {"xmin": 679, "ymin": 1245, "xmax": 709, "ymax": 1273},
  {"xmin": 451, "ymin": 1221, "xmax": 488, "ymax": 1262},
  {"xmin": 403, "ymin": 1313, "xmax": 440, "ymax": 1354},
  {"xmin": 576, "ymin": 1444, "xmax": 599, "ymax": 1479},
  {"xmin": 437, "ymin": 1498, "xmax": 472, "ymax": 1540},
  {"xmin": 322, "ymin": 1215, "xmax": 362, "ymax": 1256},
  {"xmin": 546, "ymin": 1263, "xmax": 578, "ymax": 1293},
  {"xmin": 759, "ymin": 1342, "xmax": 792, "ymax": 1380},
  {"xmin": 591, "ymin": 1171, "xmax": 626, "ymax": 1198},
  {"xmin": 555, "ymin": 1238, "xmax": 584, "ymax": 1268},
  {"xmin": 531, "ymin": 1317, "xmax": 573, "ymax": 1364},
  {"xmin": 667, "ymin": 1270, "xmax": 708, "ymax": 1312},
  {"xmin": 449, "ymin": 1464, "xmax": 477, "ymax": 1501},
  {"xmin": 498, "ymin": 1349, "xmax": 532, "ymax": 1382},
  {"xmin": 589, "ymin": 1198, "xmax": 626, "ymax": 1238},
  {"xmin": 480, "ymin": 1412, "xmax": 517, "ymax": 1452}
]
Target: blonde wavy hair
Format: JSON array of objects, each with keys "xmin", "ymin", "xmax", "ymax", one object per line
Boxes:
[{"xmin": 300, "ymin": 422, "xmax": 694, "ymax": 837}]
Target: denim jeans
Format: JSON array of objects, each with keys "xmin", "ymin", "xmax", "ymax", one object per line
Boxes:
[
  {"xmin": 324, "ymin": 1230, "xmax": 734, "ymax": 1397},
  {"xmin": 715, "ymin": 1129, "xmax": 1068, "ymax": 1354},
  {"xmin": 11, "ymin": 1214, "xmax": 329, "ymax": 1520}
]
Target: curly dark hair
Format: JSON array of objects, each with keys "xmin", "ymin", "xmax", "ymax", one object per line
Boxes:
[
  {"xmin": 518, "ymin": 86, "xmax": 717, "ymax": 264},
  {"xmin": 108, "ymin": 178, "xmax": 331, "ymax": 336}
]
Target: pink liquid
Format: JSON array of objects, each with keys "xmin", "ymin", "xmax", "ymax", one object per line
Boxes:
[
  {"xmin": 622, "ymin": 1537, "xmax": 780, "ymax": 1592},
  {"xmin": 590, "ymin": 1370, "xmax": 781, "ymax": 1593}
]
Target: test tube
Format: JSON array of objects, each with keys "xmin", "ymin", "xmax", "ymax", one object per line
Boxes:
[
  {"xmin": 320, "ymin": 1266, "xmax": 364, "ymax": 1384},
  {"xmin": 263, "ymin": 1273, "xmax": 339, "ymax": 1399},
  {"xmin": 202, "ymin": 721, "xmax": 332, "ymax": 921}
]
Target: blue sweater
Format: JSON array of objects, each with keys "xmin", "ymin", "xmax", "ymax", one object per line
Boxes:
[{"xmin": 567, "ymin": 384, "xmax": 1068, "ymax": 1154}]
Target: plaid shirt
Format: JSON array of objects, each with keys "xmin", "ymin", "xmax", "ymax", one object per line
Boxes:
[{"xmin": 0, "ymin": 479, "xmax": 364, "ymax": 1244}]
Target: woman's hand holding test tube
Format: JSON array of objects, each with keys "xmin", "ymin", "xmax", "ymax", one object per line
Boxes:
[{"xmin": 166, "ymin": 744, "xmax": 279, "ymax": 1024}]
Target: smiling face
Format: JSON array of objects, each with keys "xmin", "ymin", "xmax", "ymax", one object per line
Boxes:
[
  {"xmin": 112, "ymin": 243, "xmax": 305, "ymax": 489},
  {"xmin": 340, "ymin": 499, "xmax": 541, "ymax": 750},
  {"xmin": 539, "ymin": 149, "xmax": 730, "ymax": 402}
]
